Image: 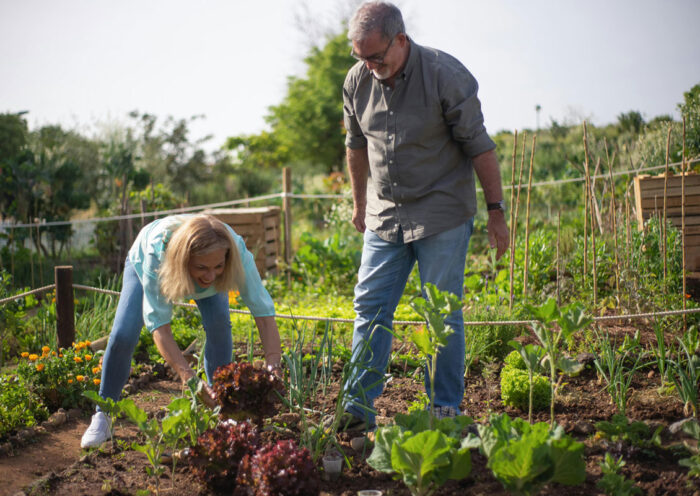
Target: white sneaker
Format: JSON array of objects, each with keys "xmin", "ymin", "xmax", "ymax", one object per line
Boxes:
[{"xmin": 80, "ymin": 411, "xmax": 112, "ymax": 448}]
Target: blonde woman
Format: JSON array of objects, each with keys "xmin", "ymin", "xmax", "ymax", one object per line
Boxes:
[{"xmin": 81, "ymin": 214, "xmax": 282, "ymax": 448}]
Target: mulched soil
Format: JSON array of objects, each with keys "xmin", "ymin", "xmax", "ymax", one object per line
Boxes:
[{"xmin": 3, "ymin": 321, "xmax": 700, "ymax": 496}]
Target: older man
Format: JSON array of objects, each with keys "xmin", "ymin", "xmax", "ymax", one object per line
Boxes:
[{"xmin": 338, "ymin": 1, "xmax": 509, "ymax": 431}]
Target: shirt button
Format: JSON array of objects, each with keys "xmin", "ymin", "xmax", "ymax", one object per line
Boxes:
[
  {"xmin": 393, "ymin": 182, "xmax": 397, "ymax": 186},
  {"xmin": 398, "ymin": 203, "xmax": 403, "ymax": 207},
  {"xmin": 389, "ymin": 111, "xmax": 394, "ymax": 115},
  {"xmin": 389, "ymin": 160, "xmax": 393, "ymax": 164}
]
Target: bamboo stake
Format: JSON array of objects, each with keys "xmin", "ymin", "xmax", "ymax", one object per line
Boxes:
[
  {"xmin": 582, "ymin": 122, "xmax": 591, "ymax": 294},
  {"xmin": 512, "ymin": 132, "xmax": 527, "ymax": 302},
  {"xmin": 682, "ymin": 117, "xmax": 687, "ymax": 322},
  {"xmin": 589, "ymin": 159, "xmax": 598, "ymax": 307},
  {"xmin": 9, "ymin": 225, "xmax": 14, "ymax": 288},
  {"xmin": 605, "ymin": 139, "xmax": 620, "ymax": 297},
  {"xmin": 523, "ymin": 135, "xmax": 537, "ymax": 300},
  {"xmin": 556, "ymin": 209, "xmax": 561, "ymax": 306},
  {"xmin": 663, "ymin": 125, "xmax": 671, "ymax": 286},
  {"xmin": 508, "ymin": 130, "xmax": 519, "ymax": 311},
  {"xmin": 625, "ymin": 190, "xmax": 631, "ymax": 310},
  {"xmin": 590, "ymin": 157, "xmax": 604, "ymax": 235}
]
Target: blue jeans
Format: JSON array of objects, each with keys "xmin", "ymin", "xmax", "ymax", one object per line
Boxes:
[
  {"xmin": 98, "ymin": 259, "xmax": 233, "ymax": 402},
  {"xmin": 344, "ymin": 220, "xmax": 473, "ymax": 425}
]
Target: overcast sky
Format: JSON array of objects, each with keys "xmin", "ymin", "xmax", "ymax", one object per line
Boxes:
[{"xmin": 2, "ymin": 0, "xmax": 699, "ymax": 152}]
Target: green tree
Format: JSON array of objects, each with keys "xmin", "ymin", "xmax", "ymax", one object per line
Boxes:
[
  {"xmin": 679, "ymin": 83, "xmax": 700, "ymax": 159},
  {"xmin": 227, "ymin": 31, "xmax": 355, "ymax": 175}
]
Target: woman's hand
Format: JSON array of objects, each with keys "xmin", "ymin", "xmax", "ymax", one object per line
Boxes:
[{"xmin": 197, "ymin": 380, "xmax": 218, "ymax": 408}]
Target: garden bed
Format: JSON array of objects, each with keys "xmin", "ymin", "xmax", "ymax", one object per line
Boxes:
[{"xmin": 2, "ymin": 319, "xmax": 699, "ymax": 496}]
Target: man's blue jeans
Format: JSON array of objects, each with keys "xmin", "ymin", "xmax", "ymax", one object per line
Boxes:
[
  {"xmin": 98, "ymin": 259, "xmax": 233, "ymax": 402},
  {"xmin": 345, "ymin": 220, "xmax": 473, "ymax": 425}
]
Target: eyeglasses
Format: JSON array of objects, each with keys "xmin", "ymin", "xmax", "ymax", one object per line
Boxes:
[{"xmin": 350, "ymin": 36, "xmax": 395, "ymax": 65}]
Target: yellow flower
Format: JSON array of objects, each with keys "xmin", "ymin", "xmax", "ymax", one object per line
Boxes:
[
  {"xmin": 21, "ymin": 352, "xmax": 29, "ymax": 358},
  {"xmin": 228, "ymin": 290, "xmax": 240, "ymax": 305},
  {"xmin": 93, "ymin": 378, "xmax": 101, "ymax": 386},
  {"xmin": 59, "ymin": 354, "xmax": 63, "ymax": 358},
  {"xmin": 36, "ymin": 363, "xmax": 45, "ymax": 372},
  {"xmin": 85, "ymin": 340, "xmax": 91, "ymax": 346},
  {"xmin": 42, "ymin": 346, "xmax": 50, "ymax": 353},
  {"xmin": 76, "ymin": 375, "xmax": 85, "ymax": 382},
  {"xmin": 92, "ymin": 367, "xmax": 101, "ymax": 374},
  {"xmin": 28, "ymin": 354, "xmax": 39, "ymax": 361},
  {"xmin": 74, "ymin": 356, "xmax": 83, "ymax": 363},
  {"xmin": 67, "ymin": 379, "xmax": 73, "ymax": 384},
  {"xmin": 84, "ymin": 354, "xmax": 93, "ymax": 361},
  {"xmin": 52, "ymin": 351, "xmax": 57, "ymax": 356}
]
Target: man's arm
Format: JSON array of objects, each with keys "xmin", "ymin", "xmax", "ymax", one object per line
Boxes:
[
  {"xmin": 472, "ymin": 149, "xmax": 510, "ymax": 259},
  {"xmin": 347, "ymin": 146, "xmax": 369, "ymax": 233}
]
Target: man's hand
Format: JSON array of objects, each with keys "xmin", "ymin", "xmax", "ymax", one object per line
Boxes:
[
  {"xmin": 487, "ymin": 210, "xmax": 510, "ymax": 260},
  {"xmin": 352, "ymin": 201, "xmax": 367, "ymax": 233}
]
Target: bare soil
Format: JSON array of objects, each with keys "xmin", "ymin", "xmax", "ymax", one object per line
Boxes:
[{"xmin": 2, "ymin": 323, "xmax": 700, "ymax": 496}]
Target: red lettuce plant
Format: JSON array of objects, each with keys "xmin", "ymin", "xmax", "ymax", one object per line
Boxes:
[
  {"xmin": 212, "ymin": 362, "xmax": 284, "ymax": 424},
  {"xmin": 188, "ymin": 419, "xmax": 260, "ymax": 493},
  {"xmin": 236, "ymin": 440, "xmax": 320, "ymax": 496}
]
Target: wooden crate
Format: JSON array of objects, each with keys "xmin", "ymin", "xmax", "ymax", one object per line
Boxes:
[
  {"xmin": 633, "ymin": 172, "xmax": 700, "ymax": 272},
  {"xmin": 204, "ymin": 207, "xmax": 281, "ymax": 277}
]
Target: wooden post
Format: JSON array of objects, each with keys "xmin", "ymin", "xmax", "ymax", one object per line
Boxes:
[
  {"xmin": 55, "ymin": 265, "xmax": 75, "ymax": 349},
  {"xmin": 282, "ymin": 167, "xmax": 292, "ymax": 285}
]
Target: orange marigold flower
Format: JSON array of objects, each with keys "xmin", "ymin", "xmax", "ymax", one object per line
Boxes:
[
  {"xmin": 67, "ymin": 379, "xmax": 73, "ymax": 384},
  {"xmin": 93, "ymin": 378, "xmax": 101, "ymax": 386},
  {"xmin": 76, "ymin": 375, "xmax": 85, "ymax": 382},
  {"xmin": 36, "ymin": 363, "xmax": 45, "ymax": 372},
  {"xmin": 28, "ymin": 354, "xmax": 39, "ymax": 361},
  {"xmin": 92, "ymin": 367, "xmax": 101, "ymax": 374},
  {"xmin": 42, "ymin": 346, "xmax": 50, "ymax": 352},
  {"xmin": 74, "ymin": 356, "xmax": 83, "ymax": 363},
  {"xmin": 21, "ymin": 352, "xmax": 29, "ymax": 358},
  {"xmin": 84, "ymin": 354, "xmax": 93, "ymax": 361},
  {"xmin": 85, "ymin": 340, "xmax": 91, "ymax": 346},
  {"xmin": 59, "ymin": 354, "xmax": 63, "ymax": 358},
  {"xmin": 52, "ymin": 351, "xmax": 57, "ymax": 356}
]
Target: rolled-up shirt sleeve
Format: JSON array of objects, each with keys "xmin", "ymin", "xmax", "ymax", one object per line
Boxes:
[
  {"xmin": 440, "ymin": 65, "xmax": 496, "ymax": 158},
  {"xmin": 229, "ymin": 228, "xmax": 275, "ymax": 317},
  {"xmin": 343, "ymin": 76, "xmax": 368, "ymax": 150},
  {"xmin": 142, "ymin": 245, "xmax": 174, "ymax": 332}
]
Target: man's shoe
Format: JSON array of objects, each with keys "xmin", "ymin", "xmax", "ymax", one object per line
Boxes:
[
  {"xmin": 323, "ymin": 411, "xmax": 375, "ymax": 433},
  {"xmin": 80, "ymin": 411, "xmax": 111, "ymax": 448}
]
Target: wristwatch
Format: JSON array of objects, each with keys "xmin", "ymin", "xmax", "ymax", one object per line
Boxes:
[{"xmin": 487, "ymin": 200, "xmax": 506, "ymax": 212}]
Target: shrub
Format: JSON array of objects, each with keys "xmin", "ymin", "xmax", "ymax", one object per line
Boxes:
[
  {"xmin": 500, "ymin": 367, "xmax": 551, "ymax": 411},
  {"xmin": 212, "ymin": 362, "xmax": 284, "ymax": 424},
  {"xmin": 236, "ymin": 439, "xmax": 320, "ymax": 496},
  {"xmin": 188, "ymin": 420, "xmax": 260, "ymax": 493},
  {"xmin": 0, "ymin": 375, "xmax": 49, "ymax": 440}
]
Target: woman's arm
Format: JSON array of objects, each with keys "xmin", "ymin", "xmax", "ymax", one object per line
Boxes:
[
  {"xmin": 254, "ymin": 316, "xmax": 282, "ymax": 368},
  {"xmin": 152, "ymin": 324, "xmax": 217, "ymax": 407}
]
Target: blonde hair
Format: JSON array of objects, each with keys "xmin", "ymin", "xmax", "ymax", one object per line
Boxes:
[{"xmin": 158, "ymin": 215, "xmax": 244, "ymax": 302}]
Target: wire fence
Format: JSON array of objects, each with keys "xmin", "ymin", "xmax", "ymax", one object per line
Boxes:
[{"xmin": 2, "ymin": 282, "xmax": 698, "ymax": 329}]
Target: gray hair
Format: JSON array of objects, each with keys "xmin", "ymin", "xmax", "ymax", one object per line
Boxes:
[{"xmin": 348, "ymin": 1, "xmax": 405, "ymax": 42}]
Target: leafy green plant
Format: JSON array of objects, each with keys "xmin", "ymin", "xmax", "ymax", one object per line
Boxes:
[
  {"xmin": 0, "ymin": 374, "xmax": 48, "ymax": 439},
  {"xmin": 524, "ymin": 298, "xmax": 591, "ymax": 425},
  {"xmin": 679, "ymin": 420, "xmax": 700, "ymax": 478},
  {"xmin": 669, "ymin": 337, "xmax": 700, "ymax": 417},
  {"xmin": 506, "ymin": 342, "xmax": 547, "ymax": 423},
  {"xmin": 597, "ymin": 452, "xmax": 642, "ymax": 495},
  {"xmin": 500, "ymin": 367, "xmax": 551, "ymax": 414},
  {"xmin": 212, "ymin": 361, "xmax": 284, "ymax": 425},
  {"xmin": 650, "ymin": 318, "xmax": 672, "ymax": 388},
  {"xmin": 367, "ymin": 410, "xmax": 473, "ymax": 496},
  {"xmin": 470, "ymin": 413, "xmax": 586, "ymax": 496},
  {"xmin": 409, "ymin": 283, "xmax": 462, "ymax": 428},
  {"xmin": 592, "ymin": 331, "xmax": 647, "ymax": 416},
  {"xmin": 236, "ymin": 439, "xmax": 320, "ymax": 496},
  {"xmin": 119, "ymin": 398, "xmax": 168, "ymax": 494},
  {"xmin": 594, "ymin": 414, "xmax": 662, "ymax": 452},
  {"xmin": 187, "ymin": 419, "xmax": 260, "ymax": 493}
]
